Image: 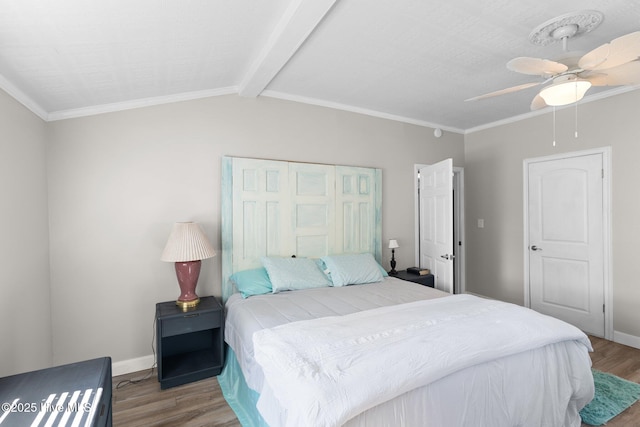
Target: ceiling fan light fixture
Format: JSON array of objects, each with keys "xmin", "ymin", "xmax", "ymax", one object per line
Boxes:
[{"xmin": 539, "ymin": 79, "xmax": 591, "ymax": 106}]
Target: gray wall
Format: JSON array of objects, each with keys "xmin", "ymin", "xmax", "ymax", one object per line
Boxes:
[
  {"xmin": 465, "ymin": 89, "xmax": 640, "ymax": 340},
  {"xmin": 5, "ymin": 83, "xmax": 639, "ymax": 376},
  {"xmin": 45, "ymin": 95, "xmax": 464, "ymax": 369},
  {"xmin": 0, "ymin": 90, "xmax": 51, "ymax": 376}
]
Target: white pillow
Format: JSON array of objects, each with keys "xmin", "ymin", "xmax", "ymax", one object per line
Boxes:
[
  {"xmin": 321, "ymin": 253, "xmax": 384, "ymax": 287},
  {"xmin": 261, "ymin": 257, "xmax": 332, "ymax": 293}
]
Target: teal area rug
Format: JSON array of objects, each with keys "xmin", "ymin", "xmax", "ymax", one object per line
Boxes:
[{"xmin": 580, "ymin": 369, "xmax": 640, "ymax": 425}]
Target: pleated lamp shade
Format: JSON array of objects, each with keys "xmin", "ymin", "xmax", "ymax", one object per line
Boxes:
[{"xmin": 161, "ymin": 222, "xmax": 216, "ymax": 262}]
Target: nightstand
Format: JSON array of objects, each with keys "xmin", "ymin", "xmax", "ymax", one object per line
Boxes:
[
  {"xmin": 393, "ymin": 270, "xmax": 435, "ymax": 288},
  {"xmin": 156, "ymin": 296, "xmax": 224, "ymax": 389}
]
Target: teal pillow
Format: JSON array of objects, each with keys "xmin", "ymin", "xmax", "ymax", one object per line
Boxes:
[
  {"xmin": 321, "ymin": 253, "xmax": 384, "ymax": 286},
  {"xmin": 261, "ymin": 257, "xmax": 332, "ymax": 293},
  {"xmin": 230, "ymin": 268, "xmax": 272, "ymax": 298},
  {"xmin": 380, "ymin": 263, "xmax": 389, "ymax": 277}
]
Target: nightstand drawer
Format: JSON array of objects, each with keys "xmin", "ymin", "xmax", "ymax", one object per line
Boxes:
[{"xmin": 161, "ymin": 311, "xmax": 221, "ymax": 337}]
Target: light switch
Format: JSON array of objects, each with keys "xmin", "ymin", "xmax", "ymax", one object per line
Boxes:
[{"xmin": 477, "ymin": 219, "xmax": 484, "ymax": 228}]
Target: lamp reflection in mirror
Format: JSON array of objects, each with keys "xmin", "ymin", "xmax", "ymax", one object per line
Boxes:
[
  {"xmin": 161, "ymin": 222, "xmax": 216, "ymax": 311},
  {"xmin": 388, "ymin": 239, "xmax": 399, "ymax": 275},
  {"xmin": 539, "ymin": 77, "xmax": 591, "ymax": 106}
]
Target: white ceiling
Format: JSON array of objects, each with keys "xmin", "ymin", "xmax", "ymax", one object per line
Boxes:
[{"xmin": 1, "ymin": 0, "xmax": 639, "ymax": 132}]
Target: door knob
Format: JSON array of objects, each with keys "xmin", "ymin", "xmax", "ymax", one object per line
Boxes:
[
  {"xmin": 530, "ymin": 245, "xmax": 542, "ymax": 251},
  {"xmin": 440, "ymin": 254, "xmax": 455, "ymax": 260}
]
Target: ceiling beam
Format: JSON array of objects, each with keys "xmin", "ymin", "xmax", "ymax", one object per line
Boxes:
[{"xmin": 238, "ymin": 0, "xmax": 337, "ymax": 97}]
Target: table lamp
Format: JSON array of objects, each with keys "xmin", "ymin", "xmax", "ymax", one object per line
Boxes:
[
  {"xmin": 161, "ymin": 222, "xmax": 216, "ymax": 310},
  {"xmin": 388, "ymin": 239, "xmax": 399, "ymax": 275}
]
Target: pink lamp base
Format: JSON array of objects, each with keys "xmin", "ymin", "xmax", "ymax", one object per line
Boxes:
[{"xmin": 174, "ymin": 260, "xmax": 202, "ymax": 311}]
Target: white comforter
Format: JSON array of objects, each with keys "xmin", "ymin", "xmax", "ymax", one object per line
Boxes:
[
  {"xmin": 225, "ymin": 278, "xmax": 447, "ymax": 393},
  {"xmin": 253, "ymin": 294, "xmax": 592, "ymax": 427}
]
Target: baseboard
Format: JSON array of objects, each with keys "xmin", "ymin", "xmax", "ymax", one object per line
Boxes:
[
  {"xmin": 111, "ymin": 354, "xmax": 155, "ymax": 377},
  {"xmin": 613, "ymin": 331, "xmax": 640, "ymax": 350}
]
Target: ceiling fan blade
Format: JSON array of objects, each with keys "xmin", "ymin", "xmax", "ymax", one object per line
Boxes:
[
  {"xmin": 530, "ymin": 94, "xmax": 547, "ymax": 111},
  {"xmin": 465, "ymin": 82, "xmax": 541, "ymax": 102},
  {"xmin": 579, "ymin": 31, "xmax": 640, "ymax": 71},
  {"xmin": 507, "ymin": 57, "xmax": 568, "ymax": 76},
  {"xmin": 583, "ymin": 61, "xmax": 640, "ymax": 86}
]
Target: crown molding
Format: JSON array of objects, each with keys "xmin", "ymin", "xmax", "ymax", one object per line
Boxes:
[
  {"xmin": 0, "ymin": 74, "xmax": 49, "ymax": 121},
  {"xmin": 262, "ymin": 90, "xmax": 464, "ymax": 134},
  {"xmin": 46, "ymin": 87, "xmax": 238, "ymax": 121}
]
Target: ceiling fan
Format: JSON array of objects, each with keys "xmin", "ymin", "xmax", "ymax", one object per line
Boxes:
[{"xmin": 466, "ymin": 11, "xmax": 640, "ymax": 110}]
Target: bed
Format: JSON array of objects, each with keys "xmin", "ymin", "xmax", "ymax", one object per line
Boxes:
[{"xmin": 217, "ymin": 156, "xmax": 594, "ymax": 427}]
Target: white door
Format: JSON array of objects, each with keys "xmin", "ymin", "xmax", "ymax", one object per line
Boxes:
[
  {"xmin": 335, "ymin": 166, "xmax": 381, "ymax": 258},
  {"xmin": 418, "ymin": 159, "xmax": 454, "ymax": 293},
  {"xmin": 527, "ymin": 153, "xmax": 605, "ymax": 336},
  {"xmin": 231, "ymin": 158, "xmax": 291, "ymax": 271},
  {"xmin": 289, "ymin": 163, "xmax": 336, "ymax": 257}
]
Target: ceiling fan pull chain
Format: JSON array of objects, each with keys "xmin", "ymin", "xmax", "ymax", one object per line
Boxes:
[
  {"xmin": 575, "ymin": 85, "xmax": 579, "ymax": 139},
  {"xmin": 552, "ymin": 106, "xmax": 557, "ymax": 147}
]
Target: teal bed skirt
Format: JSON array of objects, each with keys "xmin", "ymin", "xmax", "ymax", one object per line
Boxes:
[{"xmin": 217, "ymin": 347, "xmax": 269, "ymax": 427}]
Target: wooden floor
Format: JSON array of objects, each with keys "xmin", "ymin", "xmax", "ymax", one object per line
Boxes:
[
  {"xmin": 112, "ymin": 336, "xmax": 640, "ymax": 426},
  {"xmin": 585, "ymin": 336, "xmax": 640, "ymax": 427},
  {"xmin": 112, "ymin": 368, "xmax": 240, "ymax": 427}
]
